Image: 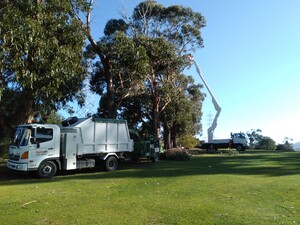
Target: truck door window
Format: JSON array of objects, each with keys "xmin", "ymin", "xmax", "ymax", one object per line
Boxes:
[
  {"xmin": 36, "ymin": 128, "xmax": 53, "ymax": 143},
  {"xmin": 238, "ymin": 134, "xmax": 245, "ymax": 139}
]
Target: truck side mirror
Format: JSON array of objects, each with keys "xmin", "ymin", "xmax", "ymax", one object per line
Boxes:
[
  {"xmin": 31, "ymin": 138, "xmax": 40, "ymax": 148},
  {"xmin": 30, "ymin": 137, "xmax": 36, "ymax": 144}
]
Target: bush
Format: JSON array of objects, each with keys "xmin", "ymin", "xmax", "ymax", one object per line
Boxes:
[
  {"xmin": 258, "ymin": 137, "xmax": 276, "ymax": 150},
  {"xmin": 177, "ymin": 135, "xmax": 199, "ymax": 149},
  {"xmin": 0, "ymin": 137, "xmax": 10, "ymax": 159},
  {"xmin": 163, "ymin": 149, "xmax": 191, "ymax": 161},
  {"xmin": 276, "ymin": 143, "xmax": 294, "ymax": 151}
]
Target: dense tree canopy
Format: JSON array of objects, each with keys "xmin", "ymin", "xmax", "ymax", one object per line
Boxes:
[
  {"xmin": 127, "ymin": 0, "xmax": 205, "ymax": 144},
  {"xmin": 0, "ymin": 0, "xmax": 206, "ymax": 150},
  {"xmin": 131, "ymin": 0, "xmax": 205, "ymax": 52},
  {"xmin": 84, "ymin": 0, "xmax": 206, "ymax": 147},
  {"xmin": 0, "ymin": 0, "xmax": 87, "ymax": 136},
  {"xmin": 86, "ymin": 32, "xmax": 151, "ymax": 118},
  {"xmin": 259, "ymin": 137, "xmax": 276, "ymax": 151},
  {"xmin": 160, "ymin": 75, "xmax": 203, "ymax": 149},
  {"xmin": 247, "ymin": 129, "xmax": 277, "ymax": 150}
]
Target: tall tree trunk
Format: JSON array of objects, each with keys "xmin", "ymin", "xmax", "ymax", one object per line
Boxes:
[
  {"xmin": 163, "ymin": 125, "xmax": 172, "ymax": 150},
  {"xmin": 106, "ymin": 88, "xmax": 117, "ymax": 118},
  {"xmin": 152, "ymin": 81, "xmax": 160, "ymax": 138},
  {"xmin": 85, "ymin": 4, "xmax": 118, "ymax": 119},
  {"xmin": 22, "ymin": 88, "xmax": 36, "ymax": 123},
  {"xmin": 171, "ymin": 126, "xmax": 177, "ymax": 148}
]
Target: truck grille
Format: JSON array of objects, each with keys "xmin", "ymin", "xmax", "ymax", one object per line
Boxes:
[{"xmin": 9, "ymin": 154, "xmax": 20, "ymax": 161}]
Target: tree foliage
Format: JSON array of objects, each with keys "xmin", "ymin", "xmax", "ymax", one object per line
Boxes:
[
  {"xmin": 83, "ymin": 0, "xmax": 206, "ymax": 148},
  {"xmin": 276, "ymin": 142, "xmax": 294, "ymax": 151},
  {"xmin": 259, "ymin": 137, "xmax": 276, "ymax": 150},
  {"xmin": 86, "ymin": 32, "xmax": 151, "ymax": 118},
  {"xmin": 0, "ymin": 0, "xmax": 207, "ymax": 150},
  {"xmin": 131, "ymin": 0, "xmax": 205, "ymax": 52},
  {"xmin": 247, "ymin": 129, "xmax": 276, "ymax": 150},
  {"xmin": 0, "ymin": 0, "xmax": 87, "ymax": 136},
  {"xmin": 42, "ymin": 111, "xmax": 64, "ymax": 125},
  {"xmin": 160, "ymin": 74, "xmax": 203, "ymax": 148},
  {"xmin": 128, "ymin": 0, "xmax": 206, "ymax": 144},
  {"xmin": 177, "ymin": 134, "xmax": 199, "ymax": 149},
  {"xmin": 276, "ymin": 137, "xmax": 294, "ymax": 151}
]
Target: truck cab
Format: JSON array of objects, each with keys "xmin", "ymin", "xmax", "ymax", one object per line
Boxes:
[
  {"xmin": 231, "ymin": 132, "xmax": 251, "ymax": 149},
  {"xmin": 7, "ymin": 124, "xmax": 61, "ymax": 176}
]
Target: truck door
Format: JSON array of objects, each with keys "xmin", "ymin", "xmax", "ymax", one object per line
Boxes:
[{"xmin": 28, "ymin": 126, "xmax": 56, "ymax": 169}]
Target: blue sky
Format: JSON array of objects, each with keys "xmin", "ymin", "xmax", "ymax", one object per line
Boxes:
[{"xmin": 70, "ymin": 0, "xmax": 300, "ymax": 144}]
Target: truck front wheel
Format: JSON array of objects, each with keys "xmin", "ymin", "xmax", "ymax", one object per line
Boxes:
[
  {"xmin": 37, "ymin": 161, "xmax": 57, "ymax": 178},
  {"xmin": 236, "ymin": 145, "xmax": 245, "ymax": 151},
  {"xmin": 104, "ymin": 156, "xmax": 118, "ymax": 171}
]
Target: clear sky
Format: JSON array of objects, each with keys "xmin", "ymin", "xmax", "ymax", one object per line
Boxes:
[{"xmin": 72, "ymin": 0, "xmax": 300, "ymax": 144}]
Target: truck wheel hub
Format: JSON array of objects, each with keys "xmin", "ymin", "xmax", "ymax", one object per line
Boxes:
[{"xmin": 42, "ymin": 165, "xmax": 52, "ymax": 174}]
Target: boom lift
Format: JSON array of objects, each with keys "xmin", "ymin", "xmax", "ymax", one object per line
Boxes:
[
  {"xmin": 188, "ymin": 55, "xmax": 221, "ymax": 142},
  {"xmin": 189, "ymin": 55, "xmax": 250, "ymax": 151}
]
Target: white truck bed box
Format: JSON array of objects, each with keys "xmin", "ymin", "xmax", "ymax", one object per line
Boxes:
[
  {"xmin": 61, "ymin": 117, "xmax": 133, "ymax": 156},
  {"xmin": 212, "ymin": 139, "xmax": 231, "ymax": 144}
]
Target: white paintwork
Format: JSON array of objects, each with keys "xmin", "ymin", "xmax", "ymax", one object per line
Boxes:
[{"xmin": 7, "ymin": 117, "xmax": 133, "ymax": 172}]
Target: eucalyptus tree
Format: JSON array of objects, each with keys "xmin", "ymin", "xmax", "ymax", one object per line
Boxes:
[
  {"xmin": 85, "ymin": 30, "xmax": 151, "ymax": 118},
  {"xmin": 0, "ymin": 0, "xmax": 87, "ymax": 136},
  {"xmin": 80, "ymin": 0, "xmax": 206, "ymax": 144},
  {"xmin": 73, "ymin": 2, "xmax": 151, "ymax": 118},
  {"xmin": 160, "ymin": 75, "xmax": 204, "ymax": 149},
  {"xmin": 116, "ymin": 35, "xmax": 186, "ymax": 137},
  {"xmin": 136, "ymin": 35, "xmax": 187, "ymax": 138},
  {"xmin": 127, "ymin": 0, "xmax": 206, "ymax": 139},
  {"xmin": 130, "ymin": 0, "xmax": 205, "ymax": 52}
]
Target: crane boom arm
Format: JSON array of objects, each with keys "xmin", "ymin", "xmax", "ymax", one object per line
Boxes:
[{"xmin": 189, "ymin": 56, "xmax": 221, "ymax": 142}]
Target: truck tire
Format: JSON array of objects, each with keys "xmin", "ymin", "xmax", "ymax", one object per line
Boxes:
[
  {"xmin": 37, "ymin": 161, "xmax": 57, "ymax": 178},
  {"xmin": 104, "ymin": 156, "xmax": 118, "ymax": 171},
  {"xmin": 236, "ymin": 145, "xmax": 245, "ymax": 151}
]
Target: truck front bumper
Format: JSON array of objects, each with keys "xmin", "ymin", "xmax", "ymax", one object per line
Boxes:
[{"xmin": 7, "ymin": 160, "xmax": 28, "ymax": 171}]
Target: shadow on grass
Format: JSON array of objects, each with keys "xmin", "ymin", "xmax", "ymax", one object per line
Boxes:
[{"xmin": 1, "ymin": 151, "xmax": 300, "ymax": 185}]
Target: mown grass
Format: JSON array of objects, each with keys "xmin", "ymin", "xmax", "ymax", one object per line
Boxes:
[{"xmin": 1, "ymin": 151, "xmax": 300, "ymax": 225}]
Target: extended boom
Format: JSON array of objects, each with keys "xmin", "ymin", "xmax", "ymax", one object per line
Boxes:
[{"xmin": 189, "ymin": 55, "xmax": 221, "ymax": 142}]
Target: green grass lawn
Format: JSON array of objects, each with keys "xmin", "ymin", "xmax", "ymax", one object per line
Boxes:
[{"xmin": 1, "ymin": 151, "xmax": 300, "ymax": 225}]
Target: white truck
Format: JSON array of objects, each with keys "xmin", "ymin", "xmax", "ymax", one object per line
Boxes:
[
  {"xmin": 198, "ymin": 132, "xmax": 251, "ymax": 151},
  {"xmin": 7, "ymin": 116, "xmax": 134, "ymax": 178},
  {"xmin": 189, "ymin": 56, "xmax": 250, "ymax": 152}
]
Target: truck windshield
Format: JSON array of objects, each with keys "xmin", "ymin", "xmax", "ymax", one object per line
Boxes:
[{"xmin": 13, "ymin": 127, "xmax": 31, "ymax": 146}]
